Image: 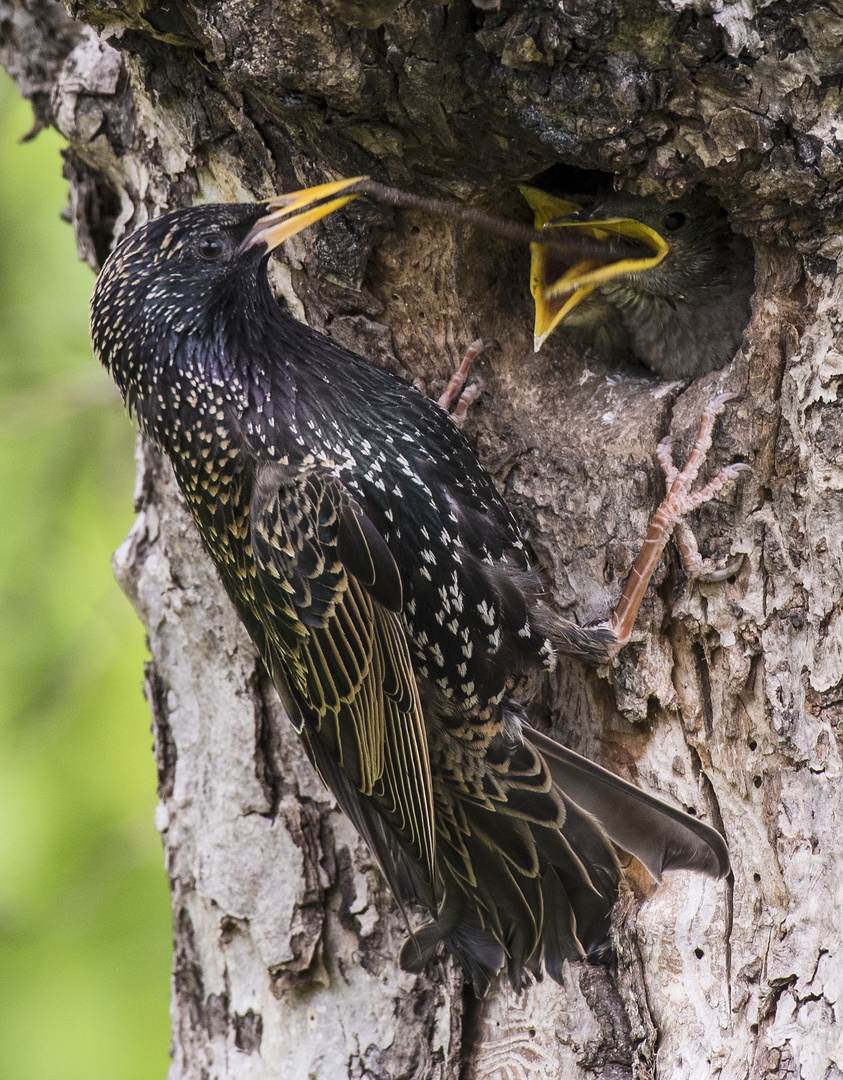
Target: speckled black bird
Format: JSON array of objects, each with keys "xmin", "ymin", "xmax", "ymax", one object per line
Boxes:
[
  {"xmin": 521, "ymin": 186, "xmax": 755, "ymax": 380},
  {"xmin": 91, "ymin": 179, "xmax": 731, "ymax": 995}
]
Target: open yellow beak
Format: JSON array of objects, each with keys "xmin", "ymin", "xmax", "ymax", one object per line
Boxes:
[
  {"xmin": 520, "ymin": 185, "xmax": 669, "ymax": 352},
  {"xmin": 240, "ymin": 176, "xmax": 368, "ymax": 253}
]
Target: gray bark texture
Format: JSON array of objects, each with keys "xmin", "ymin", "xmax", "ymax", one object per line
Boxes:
[{"xmin": 3, "ymin": 0, "xmax": 842, "ymax": 1076}]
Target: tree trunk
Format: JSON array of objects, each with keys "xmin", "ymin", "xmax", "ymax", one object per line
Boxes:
[{"xmin": 3, "ymin": 0, "xmax": 842, "ymax": 1076}]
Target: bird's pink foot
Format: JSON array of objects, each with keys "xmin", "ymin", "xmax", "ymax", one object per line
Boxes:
[
  {"xmin": 600, "ymin": 393, "xmax": 749, "ymax": 652},
  {"xmin": 436, "ymin": 337, "xmax": 493, "ymax": 424}
]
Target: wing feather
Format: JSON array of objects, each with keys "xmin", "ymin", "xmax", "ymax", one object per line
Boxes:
[{"xmin": 249, "ymin": 463, "xmax": 437, "ymax": 890}]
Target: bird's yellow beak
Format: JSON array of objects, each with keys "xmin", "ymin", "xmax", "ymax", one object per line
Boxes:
[
  {"xmin": 520, "ymin": 185, "xmax": 669, "ymax": 352},
  {"xmin": 240, "ymin": 176, "xmax": 368, "ymax": 253}
]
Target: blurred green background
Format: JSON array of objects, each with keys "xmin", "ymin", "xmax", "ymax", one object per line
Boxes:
[{"xmin": 0, "ymin": 69, "xmax": 171, "ymax": 1078}]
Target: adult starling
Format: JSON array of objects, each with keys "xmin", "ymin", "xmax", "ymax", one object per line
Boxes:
[
  {"xmin": 521, "ymin": 186, "xmax": 755, "ymax": 380},
  {"xmin": 91, "ymin": 178, "xmax": 736, "ymax": 995}
]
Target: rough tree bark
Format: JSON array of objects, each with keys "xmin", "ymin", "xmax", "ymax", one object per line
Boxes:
[{"xmin": 3, "ymin": 0, "xmax": 842, "ymax": 1076}]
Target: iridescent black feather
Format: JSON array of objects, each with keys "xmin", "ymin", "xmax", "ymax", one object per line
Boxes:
[{"xmin": 91, "ymin": 201, "xmax": 728, "ymax": 995}]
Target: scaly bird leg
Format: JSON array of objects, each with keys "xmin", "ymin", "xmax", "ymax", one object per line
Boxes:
[
  {"xmin": 672, "ymin": 521, "xmax": 745, "ymax": 583},
  {"xmin": 606, "ymin": 392, "xmax": 749, "ymax": 650},
  {"xmin": 650, "ymin": 398, "xmax": 746, "ymax": 581},
  {"xmin": 554, "ymin": 393, "xmax": 749, "ymax": 661},
  {"xmin": 436, "ymin": 338, "xmax": 493, "ymax": 422}
]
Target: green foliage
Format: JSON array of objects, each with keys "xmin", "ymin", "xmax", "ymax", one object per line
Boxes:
[{"xmin": 0, "ymin": 69, "xmax": 171, "ymax": 1079}]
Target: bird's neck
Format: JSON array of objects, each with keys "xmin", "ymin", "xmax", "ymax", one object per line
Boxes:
[
  {"xmin": 126, "ymin": 273, "xmax": 387, "ymax": 466},
  {"xmin": 601, "ymin": 279, "xmax": 750, "ymax": 379},
  {"xmin": 105, "ymin": 271, "xmax": 282, "ymax": 442}
]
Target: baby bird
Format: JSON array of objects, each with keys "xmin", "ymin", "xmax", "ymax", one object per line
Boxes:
[{"xmin": 522, "ymin": 185, "xmax": 755, "ymax": 380}]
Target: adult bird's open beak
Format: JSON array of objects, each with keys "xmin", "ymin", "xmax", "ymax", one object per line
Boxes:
[
  {"xmin": 520, "ymin": 185, "xmax": 669, "ymax": 352},
  {"xmin": 240, "ymin": 176, "xmax": 368, "ymax": 253}
]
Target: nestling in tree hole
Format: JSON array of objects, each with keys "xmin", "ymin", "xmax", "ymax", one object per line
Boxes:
[
  {"xmin": 90, "ymin": 179, "xmax": 744, "ymax": 995},
  {"xmin": 521, "ymin": 171, "xmax": 755, "ymax": 380}
]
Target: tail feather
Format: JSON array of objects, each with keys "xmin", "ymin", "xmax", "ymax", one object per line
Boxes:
[
  {"xmin": 398, "ymin": 724, "xmax": 728, "ymax": 993},
  {"xmin": 526, "ymin": 727, "xmax": 730, "ymax": 881},
  {"xmin": 530, "ymin": 811, "xmax": 618, "ymax": 956},
  {"xmin": 541, "ymin": 867, "xmax": 587, "ymax": 982},
  {"xmin": 301, "ymin": 694, "xmax": 728, "ymax": 993},
  {"xmin": 453, "ymin": 811, "xmax": 542, "ymax": 977}
]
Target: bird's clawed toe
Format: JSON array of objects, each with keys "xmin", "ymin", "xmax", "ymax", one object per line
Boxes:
[{"xmin": 435, "ymin": 337, "xmax": 494, "ymax": 423}]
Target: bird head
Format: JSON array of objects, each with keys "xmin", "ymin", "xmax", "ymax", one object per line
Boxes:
[
  {"xmin": 521, "ymin": 186, "xmax": 751, "ymax": 354},
  {"xmin": 91, "ymin": 178, "xmax": 363, "ymax": 393}
]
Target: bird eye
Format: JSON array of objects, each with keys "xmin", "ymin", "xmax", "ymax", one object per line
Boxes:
[
  {"xmin": 197, "ymin": 235, "xmax": 226, "ymax": 260},
  {"xmin": 662, "ymin": 211, "xmax": 687, "ymax": 231}
]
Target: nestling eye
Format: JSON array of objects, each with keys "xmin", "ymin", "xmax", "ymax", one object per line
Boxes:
[
  {"xmin": 197, "ymin": 235, "xmax": 226, "ymax": 260},
  {"xmin": 662, "ymin": 211, "xmax": 687, "ymax": 231}
]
